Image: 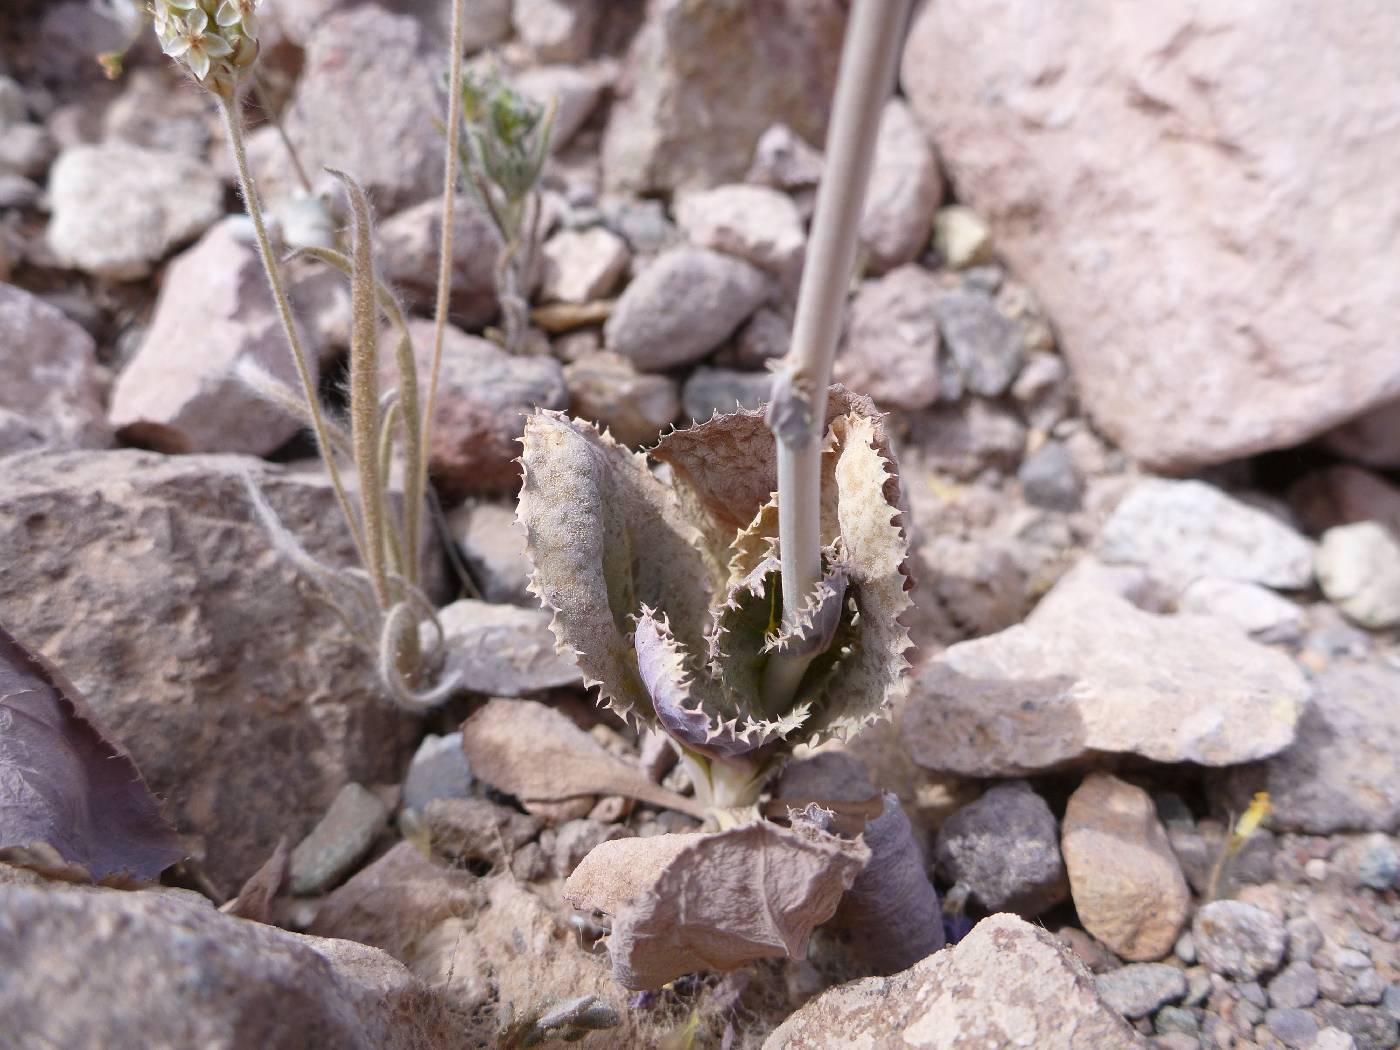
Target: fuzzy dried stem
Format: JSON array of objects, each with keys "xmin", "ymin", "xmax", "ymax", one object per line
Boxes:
[
  {"xmin": 218, "ymin": 93, "xmax": 370, "ymax": 569},
  {"xmin": 762, "ymin": 0, "xmax": 909, "ymax": 709}
]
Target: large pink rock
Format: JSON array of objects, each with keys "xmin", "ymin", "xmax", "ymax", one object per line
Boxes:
[{"xmin": 901, "ymin": 2, "xmax": 1400, "ymax": 471}]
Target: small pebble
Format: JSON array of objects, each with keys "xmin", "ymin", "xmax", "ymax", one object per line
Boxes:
[
  {"xmin": 1268, "ymin": 961, "xmax": 1320, "ymax": 1009},
  {"xmin": 1175, "ymin": 931, "xmax": 1198, "ymax": 965},
  {"xmin": 1095, "ymin": 963, "xmax": 1188, "ymax": 1018},
  {"xmin": 1264, "ymin": 1007, "xmax": 1319, "ymax": 1049},
  {"xmin": 1194, "ymin": 900, "xmax": 1288, "ymax": 981}
]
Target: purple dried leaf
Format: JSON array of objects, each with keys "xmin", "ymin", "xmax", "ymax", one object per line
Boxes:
[{"xmin": 0, "ymin": 625, "xmax": 183, "ymax": 883}]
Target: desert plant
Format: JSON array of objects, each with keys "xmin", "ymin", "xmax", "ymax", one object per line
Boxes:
[
  {"xmin": 151, "ymin": 0, "xmax": 469, "ymax": 708},
  {"xmin": 455, "ymin": 67, "xmax": 554, "ymax": 355}
]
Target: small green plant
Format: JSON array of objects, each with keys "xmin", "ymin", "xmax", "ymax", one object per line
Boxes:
[
  {"xmin": 152, "ymin": 0, "xmax": 471, "ymax": 708},
  {"xmin": 456, "ymin": 67, "xmax": 554, "ymax": 355}
]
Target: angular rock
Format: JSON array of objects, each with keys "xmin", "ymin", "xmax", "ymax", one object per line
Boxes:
[
  {"xmin": 1098, "ymin": 479, "xmax": 1315, "ymax": 590},
  {"xmin": 834, "ymin": 265, "xmax": 941, "ymax": 411},
  {"xmin": 1061, "ymin": 773, "xmax": 1191, "ymax": 962},
  {"xmin": 902, "ymin": 562, "xmax": 1309, "ymax": 775},
  {"xmin": 563, "ymin": 351, "xmax": 680, "ymax": 447},
  {"xmin": 1266, "ymin": 1008, "xmax": 1320, "ymax": 1049},
  {"xmin": 514, "ymin": 0, "xmax": 597, "ymax": 62},
  {"xmin": 0, "ymin": 881, "xmax": 465, "ymax": 1050},
  {"xmin": 46, "ymin": 142, "xmax": 222, "ymax": 279},
  {"xmin": 1315, "ymin": 522, "xmax": 1400, "ymax": 629},
  {"xmin": 681, "ymin": 367, "xmax": 773, "ymax": 422},
  {"xmin": 1095, "ymin": 963, "xmax": 1189, "ymax": 1019},
  {"xmin": 289, "ymin": 783, "xmax": 389, "ymax": 896},
  {"xmin": 448, "ymin": 502, "xmax": 533, "ymax": 606},
  {"xmin": 933, "ymin": 204, "xmax": 994, "ymax": 269},
  {"xmin": 934, "ymin": 779, "xmax": 1068, "ymax": 918},
  {"xmin": 247, "ymin": 7, "xmax": 445, "ymax": 212},
  {"xmin": 109, "ymin": 220, "xmax": 313, "ymax": 456},
  {"xmin": 539, "ymin": 226, "xmax": 629, "ymax": 304},
  {"xmin": 933, "ymin": 283, "xmax": 1025, "ymax": 398},
  {"xmin": 424, "ymin": 797, "xmax": 539, "ymax": 866},
  {"xmin": 513, "ymin": 65, "xmax": 605, "ymax": 151},
  {"xmin": 401, "ymin": 732, "xmax": 473, "ymax": 816},
  {"xmin": 732, "ymin": 307, "xmax": 791, "ymax": 368},
  {"xmin": 0, "ymin": 451, "xmax": 417, "ymax": 892},
  {"xmin": 1018, "ymin": 439, "xmax": 1084, "ymax": 511},
  {"xmin": 902, "ymin": 399, "xmax": 1027, "ymax": 481},
  {"xmin": 434, "ymin": 599, "xmax": 580, "ymax": 697},
  {"xmin": 102, "ymin": 66, "xmax": 212, "ymax": 156},
  {"xmin": 747, "ymin": 123, "xmax": 824, "ymax": 193},
  {"xmin": 391, "ymin": 319, "xmax": 566, "ymax": 500},
  {"xmin": 602, "ymin": 0, "xmax": 844, "ymax": 194},
  {"xmin": 901, "ymin": 1, "xmax": 1400, "ymax": 471},
  {"xmin": 1269, "ymin": 961, "xmax": 1320, "ymax": 1010},
  {"xmin": 0, "ymin": 282, "xmax": 108, "ymax": 452},
  {"xmin": 675, "ymin": 183, "xmax": 806, "ymax": 275},
  {"xmin": 860, "ymin": 98, "xmax": 942, "ymax": 273},
  {"xmin": 1291, "ymin": 465, "xmax": 1400, "ymax": 538},
  {"xmin": 1177, "ymin": 578, "xmax": 1304, "ymax": 645},
  {"xmin": 0, "ymin": 122, "xmax": 54, "ymax": 179},
  {"xmin": 1215, "ymin": 664, "xmax": 1400, "ymax": 834},
  {"xmin": 604, "ymin": 246, "xmax": 769, "ymax": 370},
  {"xmin": 377, "ymin": 195, "xmax": 501, "ymax": 329},
  {"xmin": 1193, "ymin": 900, "xmax": 1287, "ymax": 981},
  {"xmin": 765, "ymin": 913, "xmax": 1147, "ymax": 1049}
]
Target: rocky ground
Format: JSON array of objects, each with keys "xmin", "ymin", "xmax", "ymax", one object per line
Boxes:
[{"xmin": 0, "ymin": 1, "xmax": 1398, "ymax": 1048}]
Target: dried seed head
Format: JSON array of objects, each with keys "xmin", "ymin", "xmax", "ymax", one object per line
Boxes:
[{"xmin": 152, "ymin": 0, "xmax": 260, "ymax": 97}]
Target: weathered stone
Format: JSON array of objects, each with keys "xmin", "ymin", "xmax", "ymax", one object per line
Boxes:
[
  {"xmin": 0, "ymin": 122, "xmax": 53, "ymax": 178},
  {"xmin": 681, "ymin": 367, "xmax": 772, "ymax": 422},
  {"xmin": 425, "ymin": 797, "xmax": 540, "ymax": 866},
  {"xmin": 902, "ymin": 562, "xmax": 1308, "ymax": 775},
  {"xmin": 550, "ymin": 818, "xmax": 634, "ymax": 879},
  {"xmin": 602, "ymin": 0, "xmax": 844, "ymax": 194},
  {"xmin": 514, "ymin": 0, "xmax": 597, "ymax": 62},
  {"xmin": 901, "ymin": 1, "xmax": 1400, "ymax": 471},
  {"xmin": 1291, "ymin": 465, "xmax": 1400, "ymax": 538},
  {"xmin": 0, "ymin": 282, "xmax": 108, "ymax": 453},
  {"xmin": 834, "ymin": 265, "xmax": 941, "ymax": 411},
  {"xmin": 933, "ymin": 204, "xmax": 994, "ymax": 269},
  {"xmin": 1096, "ymin": 964, "xmax": 1189, "ymax": 1019},
  {"xmin": 0, "ymin": 451, "xmax": 417, "ymax": 892},
  {"xmin": 860, "ymin": 98, "xmax": 942, "ymax": 273},
  {"xmin": 435, "ymin": 598, "xmax": 581, "ymax": 697},
  {"xmin": 732, "ymin": 307, "xmax": 791, "ymax": 369},
  {"xmin": 1321, "ymin": 398, "xmax": 1400, "ymax": 470},
  {"xmin": 109, "ymin": 220, "xmax": 313, "ymax": 456},
  {"xmin": 675, "ymin": 183, "xmax": 806, "ymax": 274},
  {"xmin": 539, "ymin": 226, "xmax": 629, "ymax": 304},
  {"xmin": 102, "ymin": 66, "xmax": 212, "ymax": 156},
  {"xmin": 933, "ymin": 780, "xmax": 1068, "ymax": 917},
  {"xmin": 764, "ymin": 913, "xmax": 1147, "ymax": 1049},
  {"xmin": 933, "ymin": 283, "xmax": 1024, "ymax": 398},
  {"xmin": 1177, "ymin": 578, "xmax": 1304, "ymax": 645},
  {"xmin": 401, "ymin": 732, "xmax": 473, "ymax": 816},
  {"xmin": 1216, "ymin": 664, "xmax": 1400, "ymax": 834},
  {"xmin": 1194, "ymin": 900, "xmax": 1287, "ymax": 981},
  {"xmin": 247, "ymin": 7, "xmax": 444, "ymax": 212},
  {"xmin": 903, "ymin": 399, "xmax": 1027, "ymax": 481},
  {"xmin": 513, "ymin": 65, "xmax": 605, "ymax": 151},
  {"xmin": 1316, "ymin": 522, "xmax": 1400, "ymax": 629},
  {"xmin": 1269, "ymin": 962, "xmax": 1320, "ymax": 1010},
  {"xmin": 1098, "ymin": 479, "xmax": 1314, "ymax": 590},
  {"xmin": 290, "ymin": 783, "xmax": 389, "ymax": 895},
  {"xmin": 1266, "ymin": 1008, "xmax": 1320, "ymax": 1049},
  {"xmin": 746, "ymin": 122, "xmax": 824, "ymax": 192},
  {"xmin": 604, "ymin": 247, "xmax": 769, "ymax": 370},
  {"xmin": 46, "ymin": 142, "xmax": 222, "ymax": 279},
  {"xmin": 0, "ymin": 881, "xmax": 465, "ymax": 1050},
  {"xmin": 390, "ymin": 319, "xmax": 566, "ymax": 500},
  {"xmin": 449, "ymin": 501, "xmax": 533, "ymax": 606},
  {"xmin": 377, "ymin": 195, "xmax": 501, "ymax": 329},
  {"xmin": 1062, "ymin": 773, "xmax": 1191, "ymax": 962},
  {"xmin": 1018, "ymin": 439, "xmax": 1084, "ymax": 511},
  {"xmin": 563, "ymin": 351, "xmax": 680, "ymax": 446}
]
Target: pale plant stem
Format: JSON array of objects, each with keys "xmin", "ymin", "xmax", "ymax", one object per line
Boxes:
[
  {"xmin": 218, "ymin": 92, "xmax": 370, "ymax": 569},
  {"xmin": 417, "ymin": 0, "xmax": 467, "ymax": 516},
  {"xmin": 762, "ymin": 0, "xmax": 910, "ymax": 710}
]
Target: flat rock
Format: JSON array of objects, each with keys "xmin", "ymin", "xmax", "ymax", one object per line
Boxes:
[
  {"xmin": 764, "ymin": 913, "xmax": 1147, "ymax": 1049},
  {"xmin": 377, "ymin": 195, "xmax": 501, "ymax": 329},
  {"xmin": 604, "ymin": 246, "xmax": 769, "ymax": 370},
  {"xmin": 1095, "ymin": 963, "xmax": 1189, "ymax": 1019},
  {"xmin": 513, "ymin": 65, "xmax": 605, "ymax": 151},
  {"xmin": 901, "ymin": 561, "xmax": 1309, "ymax": 775},
  {"xmin": 563, "ymin": 351, "xmax": 680, "ymax": 446},
  {"xmin": 1061, "ymin": 773, "xmax": 1191, "ymax": 962},
  {"xmin": 109, "ymin": 220, "xmax": 313, "ymax": 456},
  {"xmin": 681, "ymin": 367, "xmax": 772, "ymax": 422},
  {"xmin": 1018, "ymin": 439, "xmax": 1084, "ymax": 512},
  {"xmin": 539, "ymin": 226, "xmax": 629, "ymax": 304},
  {"xmin": 675, "ymin": 183, "xmax": 806, "ymax": 275},
  {"xmin": 1193, "ymin": 900, "xmax": 1287, "ymax": 981},
  {"xmin": 901, "ymin": 1, "xmax": 1400, "ymax": 471},
  {"xmin": 0, "ymin": 880, "xmax": 464, "ymax": 1049},
  {"xmin": 448, "ymin": 502, "xmax": 533, "ymax": 606},
  {"xmin": 1098, "ymin": 478, "xmax": 1315, "ymax": 590},
  {"xmin": 1214, "ymin": 664, "xmax": 1400, "ymax": 834},
  {"xmin": 0, "ymin": 451, "xmax": 418, "ymax": 892},
  {"xmin": 46, "ymin": 142, "xmax": 222, "ymax": 279},
  {"xmin": 0, "ymin": 282, "xmax": 108, "ymax": 452},
  {"xmin": 859, "ymin": 99, "xmax": 942, "ymax": 273},
  {"xmin": 424, "ymin": 797, "xmax": 540, "ymax": 866},
  {"xmin": 934, "ymin": 779, "xmax": 1068, "ymax": 918},
  {"xmin": 934, "ymin": 283, "xmax": 1025, "ymax": 398},
  {"xmin": 1177, "ymin": 577, "xmax": 1304, "ymax": 645},
  {"xmin": 834, "ymin": 264, "xmax": 942, "ymax": 411},
  {"xmin": 434, "ymin": 598, "xmax": 581, "ymax": 696},
  {"xmin": 1315, "ymin": 522, "xmax": 1400, "ymax": 629},
  {"xmin": 602, "ymin": 0, "xmax": 844, "ymax": 194},
  {"xmin": 289, "ymin": 783, "xmax": 389, "ymax": 896},
  {"xmin": 401, "ymin": 732, "xmax": 473, "ymax": 815},
  {"xmin": 247, "ymin": 6, "xmax": 445, "ymax": 212},
  {"xmin": 390, "ymin": 319, "xmax": 566, "ymax": 501}
]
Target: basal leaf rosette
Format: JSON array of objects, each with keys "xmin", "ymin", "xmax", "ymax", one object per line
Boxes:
[{"xmin": 517, "ymin": 386, "xmax": 912, "ymax": 809}]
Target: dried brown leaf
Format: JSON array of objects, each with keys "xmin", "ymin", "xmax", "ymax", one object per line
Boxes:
[
  {"xmin": 460, "ymin": 699, "xmax": 707, "ymax": 820},
  {"xmin": 221, "ymin": 837, "xmax": 291, "ymax": 924},
  {"xmin": 0, "ymin": 625, "xmax": 183, "ymax": 883}
]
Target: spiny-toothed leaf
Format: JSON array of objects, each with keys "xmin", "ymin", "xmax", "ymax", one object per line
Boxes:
[
  {"xmin": 706, "ymin": 554, "xmax": 781, "ymax": 707},
  {"xmin": 727, "ymin": 495, "xmax": 779, "ymax": 588},
  {"xmin": 763, "ymin": 553, "xmax": 849, "ymax": 660},
  {"xmin": 517, "ymin": 411, "xmax": 713, "ymax": 727}
]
